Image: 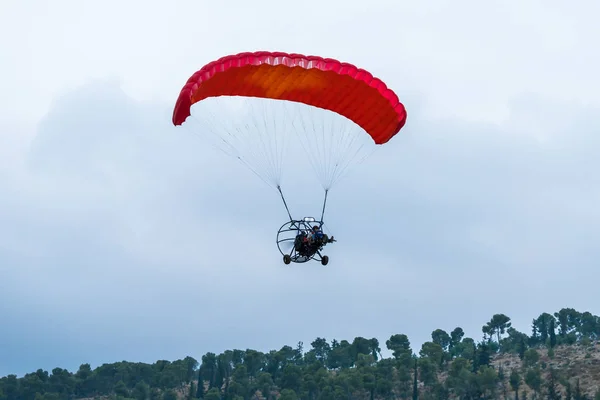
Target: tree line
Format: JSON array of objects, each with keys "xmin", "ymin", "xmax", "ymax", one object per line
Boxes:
[{"xmin": 1, "ymin": 307, "xmax": 599, "ymax": 400}]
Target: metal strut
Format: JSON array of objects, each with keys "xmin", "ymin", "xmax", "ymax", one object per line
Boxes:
[
  {"xmin": 319, "ymin": 189, "xmax": 329, "ymax": 226},
  {"xmin": 277, "ymin": 185, "xmax": 293, "ymax": 221}
]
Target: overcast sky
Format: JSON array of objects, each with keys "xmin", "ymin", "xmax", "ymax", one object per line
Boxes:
[{"xmin": 1, "ymin": 0, "xmax": 599, "ymax": 378}]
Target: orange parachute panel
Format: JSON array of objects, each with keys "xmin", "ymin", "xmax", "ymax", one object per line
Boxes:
[{"xmin": 172, "ymin": 51, "xmax": 407, "ymax": 144}]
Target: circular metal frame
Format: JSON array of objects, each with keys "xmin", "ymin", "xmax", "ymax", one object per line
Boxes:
[{"xmin": 276, "ymin": 218, "xmax": 329, "ymax": 264}]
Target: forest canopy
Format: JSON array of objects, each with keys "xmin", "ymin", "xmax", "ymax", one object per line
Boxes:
[{"xmin": 1, "ymin": 307, "xmax": 599, "ymax": 400}]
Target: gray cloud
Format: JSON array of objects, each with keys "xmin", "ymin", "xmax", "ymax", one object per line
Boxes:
[{"xmin": 1, "ymin": 77, "xmax": 598, "ymax": 377}]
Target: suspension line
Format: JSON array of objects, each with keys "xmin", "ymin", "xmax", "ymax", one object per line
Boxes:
[{"xmin": 277, "ymin": 185, "xmax": 293, "ymax": 221}]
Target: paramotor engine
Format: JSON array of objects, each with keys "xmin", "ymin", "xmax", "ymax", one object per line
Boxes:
[{"xmin": 172, "ymin": 51, "xmax": 407, "ymax": 265}]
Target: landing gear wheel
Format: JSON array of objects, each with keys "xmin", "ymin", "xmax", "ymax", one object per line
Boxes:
[
  {"xmin": 321, "ymin": 255, "xmax": 329, "ymax": 266},
  {"xmin": 283, "ymin": 254, "xmax": 291, "ymax": 264}
]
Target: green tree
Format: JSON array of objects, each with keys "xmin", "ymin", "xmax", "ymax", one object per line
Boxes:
[
  {"xmin": 445, "ymin": 358, "xmax": 474, "ymax": 399},
  {"xmin": 412, "ymin": 357, "xmax": 418, "ymax": 400},
  {"xmin": 188, "ymin": 382, "xmax": 197, "ymax": 400},
  {"xmin": 525, "ymin": 368, "xmax": 542, "ymax": 398},
  {"xmin": 483, "ymin": 314, "xmax": 512, "ymax": 343},
  {"xmin": 217, "ymin": 351, "xmax": 233, "ymax": 396},
  {"xmin": 357, "ymin": 354, "xmax": 377, "ymax": 400},
  {"xmin": 431, "ymin": 329, "xmax": 451, "ymax": 351},
  {"xmin": 417, "ymin": 358, "xmax": 437, "ymax": 387},
  {"xmin": 184, "ymin": 356, "xmax": 199, "ymax": 383},
  {"xmin": 387, "ymin": 334, "xmax": 413, "ymax": 368},
  {"xmin": 203, "ymin": 387, "xmax": 220, "ymax": 400},
  {"xmin": 327, "ymin": 340, "xmax": 353, "ymax": 369},
  {"xmin": 518, "ymin": 335, "xmax": 528, "ymax": 359},
  {"xmin": 373, "ymin": 358, "xmax": 394, "ymax": 400},
  {"xmin": 350, "ymin": 337, "xmax": 380, "ymax": 364},
  {"xmin": 476, "ymin": 341, "xmax": 492, "ymax": 370},
  {"xmin": 476, "ymin": 366, "xmax": 498, "ymax": 398},
  {"xmin": 132, "ymin": 381, "xmax": 150, "ymax": 400},
  {"xmin": 451, "ymin": 326, "xmax": 464, "ymax": 340},
  {"xmin": 199, "ymin": 352, "xmax": 219, "ymax": 393},
  {"xmin": 579, "ymin": 312, "xmax": 598, "ymax": 338},
  {"xmin": 114, "ymin": 380, "xmax": 129, "ymax": 398},
  {"xmin": 510, "ymin": 369, "xmax": 521, "ymax": 400},
  {"xmin": 523, "ymin": 349, "xmax": 540, "ymax": 368},
  {"xmin": 449, "ymin": 327, "xmax": 465, "ymax": 358},
  {"xmin": 545, "ymin": 368, "xmax": 562, "ymax": 400},
  {"xmin": 533, "ymin": 313, "xmax": 556, "ymax": 345},
  {"xmin": 554, "ymin": 308, "xmax": 582, "ymax": 337},
  {"xmin": 500, "ymin": 327, "xmax": 530, "ymax": 355},
  {"xmin": 256, "ymin": 372, "xmax": 274, "ymax": 400},
  {"xmin": 243, "ymin": 349, "xmax": 265, "ymax": 382},
  {"xmin": 453, "ymin": 337, "xmax": 475, "ymax": 360},
  {"xmin": 279, "ymin": 389, "xmax": 298, "ymax": 400},
  {"xmin": 310, "ymin": 337, "xmax": 331, "ymax": 365},
  {"xmin": 278, "ymin": 364, "xmax": 303, "ymax": 394},
  {"xmin": 419, "ymin": 342, "xmax": 444, "ymax": 368},
  {"xmin": 162, "ymin": 389, "xmax": 178, "ymax": 400},
  {"xmin": 229, "ymin": 364, "xmax": 251, "ymax": 399}
]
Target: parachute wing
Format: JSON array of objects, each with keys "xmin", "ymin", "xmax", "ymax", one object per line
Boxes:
[
  {"xmin": 172, "ymin": 51, "xmax": 407, "ymax": 191},
  {"xmin": 172, "ymin": 51, "xmax": 407, "ymax": 145}
]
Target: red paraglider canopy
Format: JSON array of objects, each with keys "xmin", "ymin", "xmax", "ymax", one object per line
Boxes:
[{"xmin": 172, "ymin": 51, "xmax": 407, "ymax": 144}]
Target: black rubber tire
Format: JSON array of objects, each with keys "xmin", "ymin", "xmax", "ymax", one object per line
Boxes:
[
  {"xmin": 321, "ymin": 255, "xmax": 329, "ymax": 266},
  {"xmin": 283, "ymin": 254, "xmax": 291, "ymax": 264}
]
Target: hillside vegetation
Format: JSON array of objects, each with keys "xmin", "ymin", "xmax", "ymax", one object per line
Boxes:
[{"xmin": 1, "ymin": 307, "xmax": 599, "ymax": 400}]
